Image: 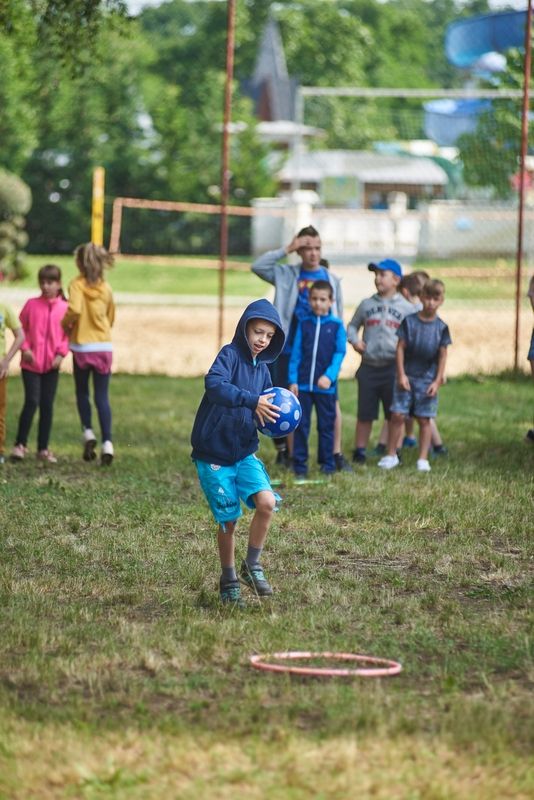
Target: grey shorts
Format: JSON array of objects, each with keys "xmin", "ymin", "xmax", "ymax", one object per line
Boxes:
[
  {"xmin": 390, "ymin": 376, "xmax": 439, "ymax": 418},
  {"xmin": 356, "ymin": 362, "xmax": 396, "ymax": 421}
]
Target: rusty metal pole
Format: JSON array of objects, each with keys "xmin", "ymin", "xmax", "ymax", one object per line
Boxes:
[
  {"xmin": 515, "ymin": 0, "xmax": 533, "ymax": 370},
  {"xmin": 218, "ymin": 0, "xmax": 237, "ymax": 350}
]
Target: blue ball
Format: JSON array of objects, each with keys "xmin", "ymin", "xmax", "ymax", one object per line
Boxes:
[{"xmin": 258, "ymin": 386, "xmax": 302, "ymax": 438}]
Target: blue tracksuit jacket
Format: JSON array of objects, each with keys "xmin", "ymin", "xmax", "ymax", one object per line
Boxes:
[
  {"xmin": 191, "ymin": 299, "xmax": 285, "ymax": 466},
  {"xmin": 287, "ymin": 311, "xmax": 346, "ymax": 394}
]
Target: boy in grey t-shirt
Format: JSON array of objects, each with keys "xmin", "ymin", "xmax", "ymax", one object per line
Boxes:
[
  {"xmin": 347, "ymin": 258, "xmax": 413, "ymax": 464},
  {"xmin": 378, "ymin": 279, "xmax": 452, "ymax": 473}
]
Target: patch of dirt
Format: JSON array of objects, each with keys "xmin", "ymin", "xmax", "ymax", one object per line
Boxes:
[
  {"xmin": 105, "ymin": 304, "xmax": 531, "ymax": 377},
  {"xmin": 5, "ymin": 294, "xmax": 532, "ymax": 378}
]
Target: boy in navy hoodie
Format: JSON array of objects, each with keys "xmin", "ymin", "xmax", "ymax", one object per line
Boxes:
[
  {"xmin": 288, "ymin": 280, "xmax": 346, "ymax": 476},
  {"xmin": 191, "ymin": 299, "xmax": 285, "ymax": 607}
]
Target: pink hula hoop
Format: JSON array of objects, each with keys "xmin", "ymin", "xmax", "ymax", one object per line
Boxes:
[{"xmin": 249, "ymin": 651, "xmax": 402, "ymax": 678}]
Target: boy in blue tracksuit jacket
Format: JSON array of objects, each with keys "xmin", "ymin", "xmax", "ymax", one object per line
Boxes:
[
  {"xmin": 288, "ymin": 280, "xmax": 346, "ymax": 476},
  {"xmin": 191, "ymin": 299, "xmax": 285, "ymax": 607}
]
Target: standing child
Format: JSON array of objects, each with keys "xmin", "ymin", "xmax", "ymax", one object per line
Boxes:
[
  {"xmin": 251, "ymin": 226, "xmax": 350, "ymax": 471},
  {"xmin": 11, "ymin": 265, "xmax": 69, "ymax": 463},
  {"xmin": 191, "ymin": 299, "xmax": 285, "ymax": 607},
  {"xmin": 378, "ymin": 279, "xmax": 452, "ymax": 472},
  {"xmin": 347, "ymin": 259, "xmax": 413, "ymax": 464},
  {"xmin": 288, "ymin": 280, "xmax": 346, "ymax": 476},
  {"xmin": 372, "ymin": 270, "xmax": 428, "ymax": 454},
  {"xmin": 0, "ymin": 299, "xmax": 25, "ymax": 464},
  {"xmin": 62, "ymin": 243, "xmax": 115, "ymax": 465},
  {"xmin": 397, "ymin": 271, "xmax": 448, "ymax": 456}
]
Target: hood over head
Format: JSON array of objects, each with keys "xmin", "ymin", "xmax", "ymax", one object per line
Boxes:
[
  {"xmin": 82, "ymin": 280, "xmax": 107, "ymax": 299},
  {"xmin": 232, "ymin": 299, "xmax": 285, "ymax": 364}
]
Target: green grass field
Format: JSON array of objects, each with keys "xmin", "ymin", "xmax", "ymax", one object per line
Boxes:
[
  {"xmin": 19, "ymin": 254, "xmax": 527, "ymax": 304},
  {"xmin": 0, "ymin": 373, "xmax": 532, "ymax": 797}
]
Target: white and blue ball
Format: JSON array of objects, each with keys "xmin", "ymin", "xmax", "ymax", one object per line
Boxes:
[{"xmin": 258, "ymin": 386, "xmax": 302, "ymax": 438}]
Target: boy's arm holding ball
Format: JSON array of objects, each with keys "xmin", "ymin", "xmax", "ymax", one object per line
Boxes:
[{"xmin": 255, "ymin": 392, "xmax": 280, "ymax": 426}]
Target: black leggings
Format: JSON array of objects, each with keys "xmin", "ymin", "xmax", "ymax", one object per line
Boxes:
[
  {"xmin": 73, "ymin": 361, "xmax": 112, "ymax": 442},
  {"xmin": 15, "ymin": 369, "xmax": 60, "ymax": 451}
]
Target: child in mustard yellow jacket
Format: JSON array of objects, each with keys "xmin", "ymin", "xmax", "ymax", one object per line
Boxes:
[{"xmin": 62, "ymin": 243, "xmax": 116, "ymax": 465}]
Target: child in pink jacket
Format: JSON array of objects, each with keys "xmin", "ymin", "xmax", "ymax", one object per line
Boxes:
[{"xmin": 11, "ymin": 265, "xmax": 69, "ymax": 463}]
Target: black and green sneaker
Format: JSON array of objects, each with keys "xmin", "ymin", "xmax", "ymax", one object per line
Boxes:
[
  {"xmin": 219, "ymin": 579, "xmax": 246, "ymax": 608},
  {"xmin": 240, "ymin": 561, "xmax": 273, "ymax": 596}
]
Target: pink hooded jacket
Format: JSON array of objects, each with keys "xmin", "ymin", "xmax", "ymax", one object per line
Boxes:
[{"xmin": 19, "ymin": 295, "xmax": 70, "ymax": 373}]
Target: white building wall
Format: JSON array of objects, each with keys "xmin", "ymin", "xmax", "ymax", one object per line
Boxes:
[{"xmin": 251, "ymin": 197, "xmax": 534, "ymax": 259}]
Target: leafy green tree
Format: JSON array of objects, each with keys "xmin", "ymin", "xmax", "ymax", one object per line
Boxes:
[
  {"xmin": 458, "ymin": 49, "xmax": 533, "ymax": 198},
  {"xmin": 23, "ymin": 22, "xmax": 157, "ymax": 252},
  {"xmin": 0, "ymin": 3, "xmax": 38, "ymax": 173}
]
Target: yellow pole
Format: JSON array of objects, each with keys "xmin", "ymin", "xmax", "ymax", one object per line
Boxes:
[{"xmin": 91, "ymin": 167, "xmax": 105, "ymax": 245}]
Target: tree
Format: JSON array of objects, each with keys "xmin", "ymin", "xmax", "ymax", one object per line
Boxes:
[
  {"xmin": 23, "ymin": 22, "xmax": 157, "ymax": 252},
  {"xmin": 457, "ymin": 49, "xmax": 533, "ymax": 199}
]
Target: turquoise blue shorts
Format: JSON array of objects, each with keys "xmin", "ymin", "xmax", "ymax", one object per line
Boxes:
[{"xmin": 194, "ymin": 453, "xmax": 280, "ymax": 526}]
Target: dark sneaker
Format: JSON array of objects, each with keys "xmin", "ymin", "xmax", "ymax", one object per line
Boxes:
[
  {"xmin": 275, "ymin": 448, "xmax": 292, "ymax": 468},
  {"xmin": 431, "ymin": 445, "xmax": 448, "ymax": 458},
  {"xmin": 82, "ymin": 429, "xmax": 97, "ymax": 461},
  {"xmin": 220, "ymin": 579, "xmax": 246, "ymax": 608},
  {"xmin": 240, "ymin": 561, "xmax": 273, "ymax": 596},
  {"xmin": 371, "ymin": 443, "xmax": 386, "ymax": 456},
  {"xmin": 402, "ymin": 436, "xmax": 417, "ymax": 448},
  {"xmin": 334, "ymin": 452, "xmax": 353, "ymax": 472},
  {"xmin": 352, "ymin": 448, "xmax": 366, "ymax": 465},
  {"xmin": 526, "ymin": 429, "xmax": 534, "ymax": 444}
]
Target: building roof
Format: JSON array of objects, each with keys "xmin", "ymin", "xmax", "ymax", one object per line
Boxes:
[
  {"xmin": 256, "ymin": 120, "xmax": 324, "ymax": 143},
  {"xmin": 278, "ymin": 149, "xmax": 449, "ymax": 186}
]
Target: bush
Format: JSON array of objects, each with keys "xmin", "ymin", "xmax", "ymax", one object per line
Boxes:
[{"xmin": 0, "ymin": 169, "xmax": 32, "ymax": 281}]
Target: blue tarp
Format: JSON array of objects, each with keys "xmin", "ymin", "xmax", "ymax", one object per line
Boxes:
[
  {"xmin": 424, "ymin": 99, "xmax": 492, "ymax": 146},
  {"xmin": 445, "ymin": 10, "xmax": 526, "ymax": 68}
]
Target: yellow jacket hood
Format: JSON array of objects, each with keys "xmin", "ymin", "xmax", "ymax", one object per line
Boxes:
[{"xmin": 62, "ymin": 275, "xmax": 115, "ymax": 346}]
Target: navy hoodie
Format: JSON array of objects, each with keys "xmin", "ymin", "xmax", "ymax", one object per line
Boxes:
[{"xmin": 191, "ymin": 299, "xmax": 285, "ymax": 465}]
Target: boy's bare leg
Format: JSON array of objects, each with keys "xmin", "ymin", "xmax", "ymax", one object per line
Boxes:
[
  {"xmin": 217, "ymin": 521, "xmax": 237, "ymax": 570},
  {"xmin": 241, "ymin": 490, "xmax": 276, "ymax": 596},
  {"xmin": 355, "ymin": 419, "xmax": 373, "ymax": 449},
  {"xmin": 430, "ymin": 418, "xmax": 442, "ymax": 447},
  {"xmin": 417, "ymin": 417, "xmax": 432, "ymax": 460},
  {"xmin": 386, "ymin": 413, "xmax": 404, "ymax": 456},
  {"xmin": 248, "ymin": 490, "xmax": 276, "ymax": 549},
  {"xmin": 378, "ymin": 420, "xmax": 388, "ymax": 446}
]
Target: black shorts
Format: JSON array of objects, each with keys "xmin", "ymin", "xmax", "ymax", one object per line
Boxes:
[{"xmin": 356, "ymin": 362, "xmax": 396, "ymax": 421}]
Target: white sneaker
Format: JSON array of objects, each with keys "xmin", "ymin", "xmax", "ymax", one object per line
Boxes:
[
  {"xmin": 82, "ymin": 428, "xmax": 97, "ymax": 461},
  {"xmin": 378, "ymin": 454, "xmax": 400, "ymax": 470},
  {"xmin": 101, "ymin": 440, "xmax": 114, "ymax": 466},
  {"xmin": 417, "ymin": 459, "xmax": 431, "ymax": 472}
]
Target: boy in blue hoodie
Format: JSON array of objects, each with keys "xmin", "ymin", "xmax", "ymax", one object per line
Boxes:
[
  {"xmin": 288, "ymin": 281, "xmax": 346, "ymax": 476},
  {"xmin": 191, "ymin": 299, "xmax": 285, "ymax": 607}
]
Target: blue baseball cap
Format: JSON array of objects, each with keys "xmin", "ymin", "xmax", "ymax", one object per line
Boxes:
[{"xmin": 368, "ymin": 259, "xmax": 403, "ymax": 278}]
